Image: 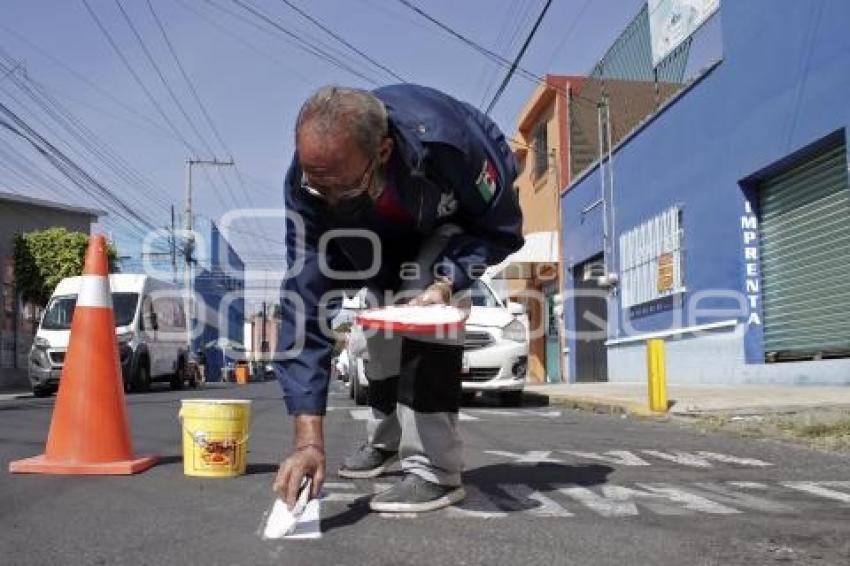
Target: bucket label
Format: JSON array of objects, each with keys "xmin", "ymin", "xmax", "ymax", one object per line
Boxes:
[{"xmin": 192, "ymin": 433, "xmax": 239, "ymax": 471}]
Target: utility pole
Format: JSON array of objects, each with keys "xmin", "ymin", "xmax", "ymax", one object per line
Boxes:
[
  {"xmin": 170, "ymin": 205, "xmax": 177, "ymax": 283},
  {"xmin": 183, "ymin": 158, "xmax": 234, "ymax": 350},
  {"xmin": 260, "ymin": 301, "xmax": 268, "ymax": 358}
]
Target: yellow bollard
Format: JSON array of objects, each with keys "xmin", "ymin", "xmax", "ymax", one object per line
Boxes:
[{"xmin": 646, "ymin": 339, "xmax": 668, "ymax": 412}]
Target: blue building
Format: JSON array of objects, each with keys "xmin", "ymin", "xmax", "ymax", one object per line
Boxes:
[
  {"xmin": 192, "ymin": 219, "xmax": 245, "ymax": 382},
  {"xmin": 560, "ymin": 0, "xmax": 850, "ymax": 385}
]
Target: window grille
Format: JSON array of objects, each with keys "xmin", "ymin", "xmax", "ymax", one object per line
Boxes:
[{"xmin": 619, "ymin": 206, "xmax": 684, "ymax": 308}]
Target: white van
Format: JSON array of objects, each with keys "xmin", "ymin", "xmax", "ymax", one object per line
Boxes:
[{"xmin": 28, "ymin": 274, "xmax": 194, "ymax": 397}]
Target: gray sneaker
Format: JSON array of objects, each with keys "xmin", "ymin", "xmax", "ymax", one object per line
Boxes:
[
  {"xmin": 370, "ymin": 474, "xmax": 466, "ymax": 513},
  {"xmin": 338, "ymin": 444, "xmax": 398, "ymax": 479}
]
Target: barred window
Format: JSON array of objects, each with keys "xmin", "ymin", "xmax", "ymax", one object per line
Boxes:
[
  {"xmin": 619, "ymin": 206, "xmax": 684, "ymax": 308},
  {"xmin": 532, "ymin": 122, "xmax": 548, "ymax": 181}
]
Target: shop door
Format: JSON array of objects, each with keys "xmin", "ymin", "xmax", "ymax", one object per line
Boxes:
[
  {"xmin": 573, "ymin": 257, "xmax": 608, "ymax": 382},
  {"xmin": 543, "ymin": 283, "xmax": 562, "ymax": 383}
]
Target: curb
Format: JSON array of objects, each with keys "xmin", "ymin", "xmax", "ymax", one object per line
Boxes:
[{"xmin": 523, "ymin": 390, "xmax": 663, "ymax": 418}]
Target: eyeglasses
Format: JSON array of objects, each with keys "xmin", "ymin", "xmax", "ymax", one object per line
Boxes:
[{"xmin": 301, "ymin": 155, "xmax": 377, "ymax": 204}]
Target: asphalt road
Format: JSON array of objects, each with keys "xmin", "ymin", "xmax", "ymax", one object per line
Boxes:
[{"xmin": 2, "ymin": 380, "xmax": 850, "ymax": 566}]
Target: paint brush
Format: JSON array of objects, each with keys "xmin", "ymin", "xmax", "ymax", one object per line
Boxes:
[{"xmin": 262, "ymin": 477, "xmax": 312, "ymax": 539}]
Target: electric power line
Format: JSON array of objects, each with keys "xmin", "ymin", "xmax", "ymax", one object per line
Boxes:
[
  {"xmin": 484, "ymin": 0, "xmax": 554, "ymax": 115},
  {"xmin": 278, "ymin": 0, "xmax": 406, "ymax": 83}
]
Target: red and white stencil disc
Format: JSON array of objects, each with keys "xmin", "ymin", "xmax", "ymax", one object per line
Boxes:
[{"xmin": 355, "ymin": 305, "xmax": 467, "ymax": 335}]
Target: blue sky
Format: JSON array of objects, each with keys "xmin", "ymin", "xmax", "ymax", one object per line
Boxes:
[{"xmin": 2, "ymin": 0, "xmax": 644, "ymax": 272}]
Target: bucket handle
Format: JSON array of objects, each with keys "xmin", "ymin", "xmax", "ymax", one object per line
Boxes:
[{"xmin": 179, "ymin": 412, "xmax": 250, "ymax": 448}]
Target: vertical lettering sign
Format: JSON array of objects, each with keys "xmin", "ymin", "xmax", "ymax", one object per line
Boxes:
[{"xmin": 741, "ymin": 201, "xmax": 761, "ymax": 325}]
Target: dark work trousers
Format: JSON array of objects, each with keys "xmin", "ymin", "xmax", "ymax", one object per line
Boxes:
[{"xmin": 359, "ymin": 224, "xmax": 465, "ymax": 487}]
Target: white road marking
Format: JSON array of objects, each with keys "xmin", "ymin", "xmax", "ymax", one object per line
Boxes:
[
  {"xmin": 727, "ymin": 481, "xmax": 771, "ymax": 489},
  {"xmin": 641, "ymin": 450, "xmax": 715, "ymax": 467},
  {"xmin": 323, "ymin": 493, "xmax": 363, "ymax": 503},
  {"xmin": 323, "ymin": 482, "xmax": 356, "ymax": 489},
  {"xmin": 686, "ymin": 483, "xmax": 793, "ymax": 513},
  {"xmin": 318, "ymin": 480, "xmax": 850, "ymax": 520},
  {"xmin": 471, "ymin": 409, "xmax": 520, "ymax": 416},
  {"xmin": 498, "ymin": 484, "xmax": 574, "ymax": 517},
  {"xmin": 444, "ymin": 485, "xmax": 508, "ymax": 519},
  {"xmin": 562, "ymin": 450, "xmax": 651, "ymax": 467},
  {"xmin": 781, "ymin": 481, "xmax": 850, "ymax": 503},
  {"xmin": 484, "ymin": 450, "xmax": 563, "ymax": 464},
  {"xmin": 560, "ymin": 483, "xmax": 740, "ymax": 517},
  {"xmin": 692, "ymin": 452, "xmax": 773, "ymax": 467},
  {"xmin": 349, "ymin": 409, "xmax": 477, "ymax": 421},
  {"xmin": 557, "ymin": 485, "xmax": 640, "ymax": 517},
  {"xmin": 635, "ymin": 484, "xmax": 741, "ymax": 515},
  {"xmin": 282, "ymin": 499, "xmax": 322, "ymax": 539}
]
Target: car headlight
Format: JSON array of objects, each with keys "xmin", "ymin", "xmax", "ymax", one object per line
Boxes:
[
  {"xmin": 34, "ymin": 336, "xmax": 51, "ymax": 349},
  {"xmin": 502, "ymin": 319, "xmax": 527, "ymax": 343}
]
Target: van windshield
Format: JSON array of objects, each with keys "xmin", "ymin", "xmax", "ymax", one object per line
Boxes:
[{"xmin": 41, "ymin": 293, "xmax": 140, "ymax": 330}]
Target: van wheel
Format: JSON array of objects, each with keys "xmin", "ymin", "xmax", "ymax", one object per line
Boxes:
[
  {"xmin": 32, "ymin": 385, "xmax": 53, "ymax": 398},
  {"xmin": 170, "ymin": 365, "xmax": 184, "ymax": 390},
  {"xmin": 187, "ymin": 368, "xmax": 198, "ymax": 388},
  {"xmin": 134, "ymin": 363, "xmax": 151, "ymax": 393}
]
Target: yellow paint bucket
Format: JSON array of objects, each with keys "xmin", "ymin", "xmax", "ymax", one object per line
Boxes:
[{"xmin": 179, "ymin": 399, "xmax": 252, "ymax": 478}]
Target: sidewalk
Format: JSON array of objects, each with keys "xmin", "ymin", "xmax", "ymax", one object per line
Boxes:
[
  {"xmin": 525, "ymin": 382, "xmax": 850, "ymax": 417},
  {"xmin": 0, "ymin": 368, "xmax": 29, "ymax": 394}
]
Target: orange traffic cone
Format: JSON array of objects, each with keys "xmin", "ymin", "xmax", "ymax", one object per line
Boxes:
[{"xmin": 10, "ymin": 235, "xmax": 157, "ymax": 475}]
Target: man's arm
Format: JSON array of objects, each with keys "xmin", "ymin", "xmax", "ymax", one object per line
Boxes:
[
  {"xmin": 272, "ymin": 157, "xmax": 334, "ymax": 505},
  {"xmin": 273, "ymin": 415, "xmax": 326, "ymax": 506}
]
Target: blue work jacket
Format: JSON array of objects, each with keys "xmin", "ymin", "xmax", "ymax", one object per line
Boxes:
[{"xmin": 276, "ymin": 84, "xmax": 523, "ymax": 415}]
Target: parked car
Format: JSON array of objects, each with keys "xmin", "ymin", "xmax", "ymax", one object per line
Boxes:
[
  {"xmin": 344, "ymin": 278, "xmax": 529, "ymax": 407},
  {"xmin": 28, "ymin": 274, "xmax": 194, "ymax": 397}
]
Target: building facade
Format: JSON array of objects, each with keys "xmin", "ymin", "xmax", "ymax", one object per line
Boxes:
[
  {"xmin": 0, "ymin": 192, "xmax": 102, "ymax": 388},
  {"xmin": 560, "ymin": 0, "xmax": 850, "ymax": 385},
  {"xmin": 505, "ymin": 75, "xmax": 579, "ymax": 384}
]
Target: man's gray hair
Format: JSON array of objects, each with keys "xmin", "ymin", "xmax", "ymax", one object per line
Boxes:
[{"xmin": 296, "ymin": 86, "xmax": 388, "ymax": 152}]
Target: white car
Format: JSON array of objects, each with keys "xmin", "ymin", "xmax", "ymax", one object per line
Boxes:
[
  {"xmin": 345, "ymin": 279, "xmax": 529, "ymax": 406},
  {"xmin": 29, "ymin": 274, "xmax": 193, "ymax": 396}
]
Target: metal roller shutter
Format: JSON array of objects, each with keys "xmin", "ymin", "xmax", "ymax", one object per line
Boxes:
[{"xmin": 760, "ymin": 140, "xmax": 850, "ymax": 360}]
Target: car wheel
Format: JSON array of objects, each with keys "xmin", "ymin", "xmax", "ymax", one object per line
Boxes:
[
  {"xmin": 353, "ymin": 377, "xmax": 368, "ymax": 406},
  {"xmin": 134, "ymin": 363, "xmax": 151, "ymax": 393},
  {"xmin": 32, "ymin": 385, "xmax": 53, "ymax": 398},
  {"xmin": 352, "ymin": 361, "xmax": 368, "ymax": 406},
  {"xmin": 499, "ymin": 390, "xmax": 523, "ymax": 407}
]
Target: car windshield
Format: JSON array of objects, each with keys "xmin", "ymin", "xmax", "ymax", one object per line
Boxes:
[
  {"xmin": 41, "ymin": 292, "xmax": 139, "ymax": 330},
  {"xmin": 469, "ymin": 280, "xmax": 501, "ymax": 308}
]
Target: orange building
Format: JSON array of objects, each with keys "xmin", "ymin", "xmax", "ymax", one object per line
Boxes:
[{"xmin": 491, "ymin": 75, "xmax": 586, "ymax": 384}]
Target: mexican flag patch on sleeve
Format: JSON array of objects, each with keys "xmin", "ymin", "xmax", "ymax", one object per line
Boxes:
[{"xmin": 475, "ymin": 159, "xmax": 499, "ymax": 203}]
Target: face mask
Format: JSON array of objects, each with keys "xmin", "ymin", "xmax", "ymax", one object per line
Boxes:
[{"xmin": 328, "ymin": 192, "xmax": 374, "ymax": 223}]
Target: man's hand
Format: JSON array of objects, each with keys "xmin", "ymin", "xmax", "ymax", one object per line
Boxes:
[
  {"xmin": 273, "ymin": 415, "xmax": 325, "ymax": 509},
  {"xmin": 409, "ymin": 277, "xmax": 453, "ymax": 306}
]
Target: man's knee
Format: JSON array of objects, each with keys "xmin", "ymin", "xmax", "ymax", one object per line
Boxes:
[{"xmin": 397, "ymin": 338, "xmax": 462, "ymax": 413}]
